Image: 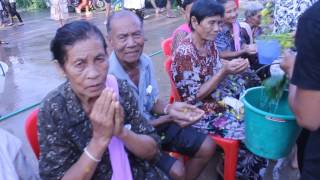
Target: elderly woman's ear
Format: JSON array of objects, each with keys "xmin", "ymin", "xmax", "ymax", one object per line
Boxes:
[
  {"xmin": 105, "ymin": 35, "xmax": 113, "ymax": 55},
  {"xmin": 53, "ymin": 59, "xmax": 66, "ymax": 78},
  {"xmin": 190, "ymin": 16, "xmax": 198, "ymax": 28}
]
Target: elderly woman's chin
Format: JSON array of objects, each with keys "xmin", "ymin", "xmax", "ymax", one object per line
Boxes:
[{"xmin": 83, "ymin": 83, "xmax": 106, "ymax": 98}]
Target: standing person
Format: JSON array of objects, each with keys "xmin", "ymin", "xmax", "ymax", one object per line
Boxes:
[
  {"xmin": 103, "ymin": 0, "xmax": 111, "ymax": 24},
  {"xmin": 7, "ymin": 0, "xmax": 23, "ymax": 26},
  {"xmin": 75, "ymin": 0, "xmax": 91, "ymax": 16},
  {"xmin": 123, "ymin": 0, "xmax": 145, "ymax": 22},
  {"xmin": 272, "ymin": 0, "xmax": 317, "ymax": 174},
  {"xmin": 50, "ymin": 0, "xmax": 69, "ymax": 21},
  {"xmin": 172, "ymin": 0, "xmax": 268, "ymax": 179},
  {"xmin": 107, "ymin": 10, "xmax": 216, "ymax": 180},
  {"xmin": 280, "ymin": 1, "xmax": 320, "ymax": 179},
  {"xmin": 166, "ymin": 0, "xmax": 176, "ymax": 18},
  {"xmin": 0, "ymin": 0, "xmax": 4, "ymax": 27},
  {"xmin": 148, "ymin": 0, "xmax": 164, "ymax": 15}
]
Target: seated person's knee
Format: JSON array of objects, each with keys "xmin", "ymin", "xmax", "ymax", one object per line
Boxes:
[
  {"xmin": 170, "ymin": 160, "xmax": 186, "ymax": 180},
  {"xmin": 197, "ymin": 136, "xmax": 216, "ymax": 158}
]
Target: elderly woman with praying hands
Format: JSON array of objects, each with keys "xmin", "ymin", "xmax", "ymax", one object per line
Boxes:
[{"xmin": 38, "ymin": 20, "xmax": 170, "ymax": 180}]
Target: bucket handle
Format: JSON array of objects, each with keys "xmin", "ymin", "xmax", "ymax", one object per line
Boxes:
[{"xmin": 265, "ymin": 116, "xmax": 287, "ymax": 123}]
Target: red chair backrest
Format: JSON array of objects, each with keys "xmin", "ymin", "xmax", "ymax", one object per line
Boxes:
[
  {"xmin": 25, "ymin": 109, "xmax": 40, "ymax": 159},
  {"xmin": 164, "ymin": 58, "xmax": 182, "ymax": 102},
  {"xmin": 235, "ymin": 0, "xmax": 239, "ymax": 7},
  {"xmin": 161, "ymin": 37, "xmax": 173, "ymax": 57}
]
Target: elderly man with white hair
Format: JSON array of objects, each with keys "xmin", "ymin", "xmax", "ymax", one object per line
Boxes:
[{"xmin": 240, "ymin": 1, "xmax": 264, "ymax": 44}]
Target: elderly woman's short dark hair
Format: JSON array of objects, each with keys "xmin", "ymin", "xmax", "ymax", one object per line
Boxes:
[
  {"xmin": 216, "ymin": 0, "xmax": 234, "ymax": 5},
  {"xmin": 181, "ymin": 0, "xmax": 195, "ymax": 10},
  {"xmin": 244, "ymin": 2, "xmax": 263, "ymax": 19},
  {"xmin": 189, "ymin": 0, "xmax": 224, "ymax": 31},
  {"xmin": 50, "ymin": 20, "xmax": 107, "ymax": 67}
]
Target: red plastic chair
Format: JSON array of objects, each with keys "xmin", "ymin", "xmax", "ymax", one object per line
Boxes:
[
  {"xmin": 161, "ymin": 37, "xmax": 173, "ymax": 57},
  {"xmin": 162, "ymin": 37, "xmax": 240, "ymax": 180},
  {"xmin": 235, "ymin": 0, "xmax": 239, "ymax": 7},
  {"xmin": 162, "ymin": 37, "xmax": 175, "ymax": 103},
  {"xmin": 25, "ymin": 109, "xmax": 40, "ymax": 159},
  {"xmin": 211, "ymin": 136, "xmax": 239, "ymax": 180}
]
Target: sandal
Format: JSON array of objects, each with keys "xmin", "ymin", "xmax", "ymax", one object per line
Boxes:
[
  {"xmin": 75, "ymin": 8, "xmax": 81, "ymax": 14},
  {"xmin": 159, "ymin": 8, "xmax": 166, "ymax": 13}
]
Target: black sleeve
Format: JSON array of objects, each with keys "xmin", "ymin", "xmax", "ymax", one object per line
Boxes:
[
  {"xmin": 240, "ymin": 27, "xmax": 250, "ymax": 45},
  {"xmin": 291, "ymin": 16, "xmax": 320, "ymax": 90}
]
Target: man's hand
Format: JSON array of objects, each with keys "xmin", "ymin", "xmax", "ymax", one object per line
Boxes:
[
  {"xmin": 280, "ymin": 49, "xmax": 296, "ymax": 79},
  {"xmin": 167, "ymin": 102, "xmax": 205, "ymax": 127}
]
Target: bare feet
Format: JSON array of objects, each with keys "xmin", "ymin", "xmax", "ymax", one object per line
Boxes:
[
  {"xmin": 166, "ymin": 9, "xmax": 176, "ymax": 18},
  {"xmin": 155, "ymin": 8, "xmax": 160, "ymax": 15},
  {"xmin": 75, "ymin": 7, "xmax": 81, "ymax": 14},
  {"xmin": 85, "ymin": 11, "xmax": 92, "ymax": 17}
]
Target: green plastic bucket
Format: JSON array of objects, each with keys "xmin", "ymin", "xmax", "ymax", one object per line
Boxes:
[{"xmin": 241, "ymin": 86, "xmax": 301, "ymax": 159}]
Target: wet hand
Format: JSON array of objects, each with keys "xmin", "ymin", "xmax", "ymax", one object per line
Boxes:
[
  {"xmin": 168, "ymin": 102, "xmax": 205, "ymax": 124},
  {"xmin": 223, "ymin": 58, "xmax": 249, "ymax": 74},
  {"xmin": 89, "ymin": 88, "xmax": 117, "ymax": 145},
  {"xmin": 173, "ymin": 110, "xmax": 205, "ymax": 128},
  {"xmin": 280, "ymin": 49, "xmax": 296, "ymax": 79}
]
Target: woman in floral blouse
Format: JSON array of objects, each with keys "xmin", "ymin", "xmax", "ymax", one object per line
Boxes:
[
  {"xmin": 172, "ymin": 0, "xmax": 267, "ymax": 179},
  {"xmin": 38, "ymin": 20, "xmax": 168, "ymax": 180}
]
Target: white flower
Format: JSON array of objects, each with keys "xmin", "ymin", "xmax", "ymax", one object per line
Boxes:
[
  {"xmin": 124, "ymin": 124, "xmax": 132, "ymax": 130},
  {"xmin": 146, "ymin": 85, "xmax": 153, "ymax": 95}
]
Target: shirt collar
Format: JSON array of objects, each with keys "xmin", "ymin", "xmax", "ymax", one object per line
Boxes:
[{"xmin": 108, "ymin": 51, "xmax": 150, "ymax": 89}]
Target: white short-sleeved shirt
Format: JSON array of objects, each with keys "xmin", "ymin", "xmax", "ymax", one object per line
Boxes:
[
  {"xmin": 108, "ymin": 52, "xmax": 160, "ymax": 121},
  {"xmin": 123, "ymin": 0, "xmax": 145, "ymax": 9},
  {"xmin": 0, "ymin": 129, "xmax": 39, "ymax": 180}
]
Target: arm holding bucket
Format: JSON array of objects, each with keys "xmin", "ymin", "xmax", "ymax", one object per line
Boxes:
[
  {"xmin": 288, "ymin": 85, "xmax": 320, "ymax": 131},
  {"xmin": 281, "ymin": 50, "xmax": 320, "ymax": 131}
]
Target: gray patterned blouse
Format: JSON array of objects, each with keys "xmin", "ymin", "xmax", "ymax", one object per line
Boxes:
[{"xmin": 38, "ymin": 79, "xmax": 169, "ymax": 180}]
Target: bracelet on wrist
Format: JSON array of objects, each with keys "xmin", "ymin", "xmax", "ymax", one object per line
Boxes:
[{"xmin": 84, "ymin": 147, "xmax": 101, "ymax": 162}]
